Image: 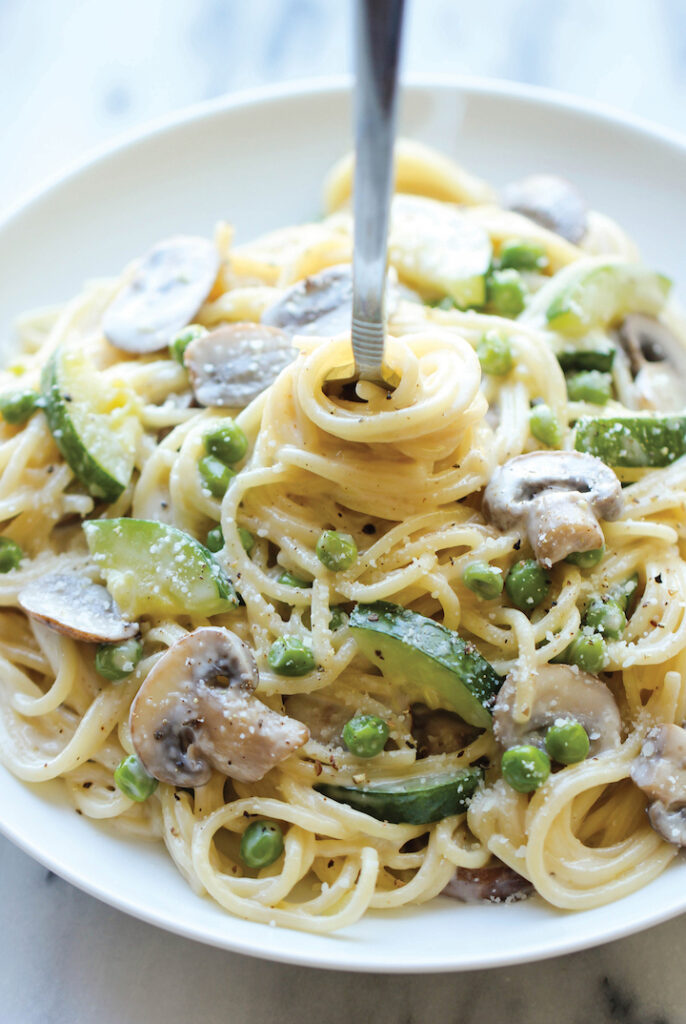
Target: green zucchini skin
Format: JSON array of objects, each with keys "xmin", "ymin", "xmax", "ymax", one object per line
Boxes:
[
  {"xmin": 575, "ymin": 415, "xmax": 686, "ymax": 467},
  {"xmin": 554, "ymin": 340, "xmax": 616, "ymax": 373},
  {"xmin": 41, "ymin": 354, "xmax": 125, "ymax": 503},
  {"xmin": 350, "ymin": 601, "xmax": 501, "ymax": 729},
  {"xmin": 316, "ymin": 767, "xmax": 483, "ymax": 824},
  {"xmin": 542, "ymin": 261, "xmax": 671, "ymax": 336}
]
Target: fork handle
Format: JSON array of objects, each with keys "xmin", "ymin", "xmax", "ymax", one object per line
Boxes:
[{"xmin": 351, "ymin": 0, "xmax": 405, "ymax": 380}]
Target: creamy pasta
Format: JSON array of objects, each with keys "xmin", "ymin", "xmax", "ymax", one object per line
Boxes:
[{"xmin": 0, "ymin": 138, "xmax": 684, "ymax": 932}]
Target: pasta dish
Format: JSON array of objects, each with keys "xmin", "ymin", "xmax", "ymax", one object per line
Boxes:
[{"xmin": 0, "ymin": 138, "xmax": 684, "ymax": 933}]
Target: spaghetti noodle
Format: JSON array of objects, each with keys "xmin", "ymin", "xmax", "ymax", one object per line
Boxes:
[{"xmin": 0, "ymin": 138, "xmax": 684, "ymax": 932}]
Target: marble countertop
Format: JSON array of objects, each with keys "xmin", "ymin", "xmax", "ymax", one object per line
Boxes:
[
  {"xmin": 1, "ymin": 1, "xmax": 686, "ymax": 1021},
  {"xmin": 1, "ymin": 837, "xmax": 684, "ymax": 1024}
]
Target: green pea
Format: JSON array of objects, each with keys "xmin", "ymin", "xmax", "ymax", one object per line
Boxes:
[
  {"xmin": 207, "ymin": 525, "xmax": 253, "ymax": 555},
  {"xmin": 278, "ymin": 570, "xmax": 312, "ymax": 588},
  {"xmin": 585, "ymin": 598, "xmax": 626, "ymax": 639},
  {"xmin": 169, "ymin": 324, "xmax": 207, "ymax": 364},
  {"xmin": 499, "ymin": 238, "xmax": 548, "ymax": 272},
  {"xmin": 505, "ymin": 559, "xmax": 550, "ymax": 612},
  {"xmin": 267, "ymin": 636, "xmax": 315, "ymax": 676},
  {"xmin": 203, "ymin": 420, "xmax": 249, "ymax": 465},
  {"xmin": 315, "ymin": 530, "xmax": 357, "ymax": 572},
  {"xmin": 0, "ymin": 537, "xmax": 23, "ymax": 573},
  {"xmin": 198, "ymin": 455, "xmax": 235, "ymax": 498},
  {"xmin": 565, "ymin": 546, "xmax": 605, "ymax": 568},
  {"xmin": 205, "ymin": 525, "xmax": 224, "ymax": 552},
  {"xmin": 563, "ymin": 630, "xmax": 608, "ymax": 674},
  {"xmin": 486, "ymin": 268, "xmax": 527, "ymax": 318},
  {"xmin": 0, "ymin": 389, "xmax": 41, "ymax": 425},
  {"xmin": 114, "ymin": 754, "xmax": 158, "ymax": 802},
  {"xmin": 530, "ymin": 403, "xmax": 562, "ymax": 447},
  {"xmin": 609, "ymin": 572, "xmax": 639, "ymax": 613},
  {"xmin": 566, "ymin": 370, "xmax": 613, "ymax": 405},
  {"xmin": 95, "ymin": 638, "xmax": 143, "ymax": 682},
  {"xmin": 240, "ymin": 820, "xmax": 284, "ymax": 868},
  {"xmin": 342, "ymin": 714, "xmax": 390, "ymax": 758},
  {"xmin": 501, "ymin": 745, "xmax": 551, "ymax": 793},
  {"xmin": 239, "ymin": 527, "xmax": 255, "ymax": 554},
  {"xmin": 462, "ymin": 561, "xmax": 504, "ymax": 600},
  {"xmin": 545, "ymin": 720, "xmax": 590, "ymax": 765},
  {"xmin": 476, "ymin": 332, "xmax": 514, "ymax": 376},
  {"xmin": 329, "ymin": 605, "xmax": 348, "ymax": 631}
]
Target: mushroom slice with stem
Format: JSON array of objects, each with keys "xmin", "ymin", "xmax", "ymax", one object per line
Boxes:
[
  {"xmin": 260, "ymin": 264, "xmax": 354, "ymax": 337},
  {"xmin": 493, "ymin": 664, "xmax": 621, "ymax": 754},
  {"xmin": 18, "ymin": 573, "xmax": 139, "ymax": 643},
  {"xmin": 103, "ymin": 236, "xmax": 219, "ymax": 354},
  {"xmin": 130, "ymin": 627, "xmax": 309, "ymax": 787},
  {"xmin": 618, "ymin": 314, "xmax": 686, "ymax": 412},
  {"xmin": 482, "ymin": 450, "xmax": 624, "ymax": 567},
  {"xmin": 501, "ymin": 174, "xmax": 588, "ymax": 245},
  {"xmin": 184, "ymin": 323, "xmax": 295, "ymax": 408},
  {"xmin": 442, "ymin": 861, "xmax": 533, "ymax": 903},
  {"xmin": 630, "ymin": 724, "xmax": 686, "ymax": 847}
]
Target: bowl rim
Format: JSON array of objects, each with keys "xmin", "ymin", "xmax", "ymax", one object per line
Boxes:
[
  {"xmin": 2, "ymin": 72, "xmax": 686, "ymax": 230},
  {"xmin": 1, "ymin": 73, "xmax": 685, "ymax": 972}
]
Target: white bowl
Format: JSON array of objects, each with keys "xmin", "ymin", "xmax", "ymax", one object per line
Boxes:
[{"xmin": 0, "ymin": 76, "xmax": 685, "ymax": 972}]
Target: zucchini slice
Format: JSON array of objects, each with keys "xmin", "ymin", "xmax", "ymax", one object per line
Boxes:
[
  {"xmin": 84, "ymin": 518, "xmax": 239, "ymax": 619},
  {"xmin": 575, "ymin": 415, "xmax": 686, "ymax": 468},
  {"xmin": 350, "ymin": 602, "xmax": 501, "ymax": 729},
  {"xmin": 525, "ymin": 259, "xmax": 671, "ymax": 337},
  {"xmin": 317, "ymin": 767, "xmax": 483, "ymax": 824},
  {"xmin": 552, "ymin": 333, "xmax": 616, "ymax": 373},
  {"xmin": 389, "ymin": 195, "xmax": 492, "ymax": 309},
  {"xmin": 41, "ymin": 348, "xmax": 140, "ymax": 503}
]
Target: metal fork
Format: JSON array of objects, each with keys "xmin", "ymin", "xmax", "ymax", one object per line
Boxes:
[{"xmin": 326, "ymin": 0, "xmax": 406, "ymax": 393}]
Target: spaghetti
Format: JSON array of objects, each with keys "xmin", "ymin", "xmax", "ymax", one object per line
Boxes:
[{"xmin": 0, "ymin": 138, "xmax": 684, "ymax": 932}]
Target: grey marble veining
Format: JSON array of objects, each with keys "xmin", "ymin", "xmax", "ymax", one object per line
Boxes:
[
  {"xmin": 2, "ymin": 1, "xmax": 686, "ymax": 1021},
  {"xmin": 0, "ymin": 835, "xmax": 684, "ymax": 1024}
]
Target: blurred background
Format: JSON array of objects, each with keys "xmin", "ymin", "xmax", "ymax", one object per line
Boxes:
[{"xmin": 2, "ymin": 0, "xmax": 686, "ymax": 215}]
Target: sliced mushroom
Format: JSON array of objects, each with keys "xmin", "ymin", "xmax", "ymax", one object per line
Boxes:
[
  {"xmin": 283, "ymin": 692, "xmax": 350, "ymax": 748},
  {"xmin": 130, "ymin": 627, "xmax": 309, "ymax": 786},
  {"xmin": 260, "ymin": 264, "xmax": 353, "ymax": 337},
  {"xmin": 618, "ymin": 314, "xmax": 686, "ymax": 411},
  {"xmin": 410, "ymin": 703, "xmax": 481, "ymax": 757},
  {"xmin": 630, "ymin": 724, "xmax": 686, "ymax": 847},
  {"xmin": 18, "ymin": 573, "xmax": 139, "ymax": 643},
  {"xmin": 482, "ymin": 450, "xmax": 624, "ymax": 567},
  {"xmin": 442, "ymin": 861, "xmax": 533, "ymax": 903},
  {"xmin": 184, "ymin": 323, "xmax": 295, "ymax": 408},
  {"xmin": 501, "ymin": 174, "xmax": 588, "ymax": 244},
  {"xmin": 260, "ymin": 263, "xmax": 401, "ymax": 338},
  {"xmin": 103, "ymin": 236, "xmax": 219, "ymax": 354},
  {"xmin": 493, "ymin": 664, "xmax": 622, "ymax": 754}
]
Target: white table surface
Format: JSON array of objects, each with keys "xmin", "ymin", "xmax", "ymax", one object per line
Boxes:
[{"xmin": 1, "ymin": 2, "xmax": 686, "ymax": 1021}]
